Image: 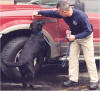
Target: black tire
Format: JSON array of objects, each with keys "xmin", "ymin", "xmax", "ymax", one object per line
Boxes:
[
  {"xmin": 1, "ymin": 37, "xmax": 28, "ymax": 80},
  {"xmin": 2, "ymin": 36, "xmax": 45, "ymax": 80},
  {"xmin": 1, "ymin": 36, "xmax": 50, "ymax": 80}
]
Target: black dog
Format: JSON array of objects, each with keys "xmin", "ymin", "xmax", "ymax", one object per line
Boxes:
[{"xmin": 2, "ymin": 20, "xmax": 50, "ymax": 89}]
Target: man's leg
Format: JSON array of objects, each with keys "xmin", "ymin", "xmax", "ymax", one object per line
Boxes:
[
  {"xmin": 63, "ymin": 40, "xmax": 81, "ymax": 87},
  {"xmin": 80, "ymin": 34, "xmax": 98, "ymax": 89},
  {"xmin": 68, "ymin": 40, "xmax": 81, "ymax": 82},
  {"xmin": 81, "ymin": 34, "xmax": 98, "ymax": 83}
]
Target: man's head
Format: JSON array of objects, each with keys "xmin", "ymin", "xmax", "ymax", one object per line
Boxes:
[{"xmin": 56, "ymin": 0, "xmax": 73, "ymax": 17}]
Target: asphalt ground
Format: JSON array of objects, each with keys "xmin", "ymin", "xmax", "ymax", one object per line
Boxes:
[{"xmin": 0, "ymin": 60, "xmax": 100, "ymax": 91}]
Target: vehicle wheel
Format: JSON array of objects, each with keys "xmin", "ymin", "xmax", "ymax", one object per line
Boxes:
[
  {"xmin": 1, "ymin": 37, "xmax": 28, "ymax": 80},
  {"xmin": 1, "ymin": 36, "xmax": 43, "ymax": 80},
  {"xmin": 1, "ymin": 36, "xmax": 50, "ymax": 81}
]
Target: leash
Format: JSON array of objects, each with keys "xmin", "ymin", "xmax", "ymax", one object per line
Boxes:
[
  {"xmin": 30, "ymin": 20, "xmax": 72, "ymax": 68},
  {"xmin": 61, "ymin": 42, "xmax": 71, "ymax": 68},
  {"xmin": 43, "ymin": 33, "xmax": 68, "ymax": 47},
  {"xmin": 43, "ymin": 35, "xmax": 54, "ymax": 47},
  {"xmin": 42, "ymin": 32, "xmax": 72, "ymax": 68},
  {"xmin": 37, "ymin": 31, "xmax": 71, "ymax": 68}
]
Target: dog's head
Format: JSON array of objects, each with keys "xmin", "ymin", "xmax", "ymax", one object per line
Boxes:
[{"xmin": 30, "ymin": 20, "xmax": 45, "ymax": 34}]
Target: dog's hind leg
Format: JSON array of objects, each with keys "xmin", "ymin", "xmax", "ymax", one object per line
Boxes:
[
  {"xmin": 27, "ymin": 62, "xmax": 35, "ymax": 89},
  {"xmin": 27, "ymin": 62, "xmax": 35, "ymax": 79},
  {"xmin": 19, "ymin": 66, "xmax": 27, "ymax": 88}
]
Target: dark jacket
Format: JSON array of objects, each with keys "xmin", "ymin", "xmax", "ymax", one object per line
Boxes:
[{"xmin": 38, "ymin": 8, "xmax": 92, "ymax": 39}]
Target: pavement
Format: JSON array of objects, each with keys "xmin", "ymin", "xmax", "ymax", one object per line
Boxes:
[{"xmin": 0, "ymin": 61, "xmax": 100, "ymax": 91}]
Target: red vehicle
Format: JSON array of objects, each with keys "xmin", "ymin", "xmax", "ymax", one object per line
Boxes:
[{"xmin": 0, "ymin": 0, "xmax": 100, "ymax": 80}]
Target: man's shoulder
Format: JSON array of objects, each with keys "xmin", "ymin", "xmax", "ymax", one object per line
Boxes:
[
  {"xmin": 73, "ymin": 8, "xmax": 84, "ymax": 14},
  {"xmin": 73, "ymin": 8, "xmax": 87, "ymax": 18}
]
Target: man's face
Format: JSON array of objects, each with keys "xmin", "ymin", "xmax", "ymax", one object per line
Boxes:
[{"xmin": 57, "ymin": 8, "xmax": 72, "ymax": 17}]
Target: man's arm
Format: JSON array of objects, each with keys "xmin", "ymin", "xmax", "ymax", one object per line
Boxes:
[
  {"xmin": 38, "ymin": 10, "xmax": 62, "ymax": 18},
  {"xmin": 75, "ymin": 15, "xmax": 92, "ymax": 39},
  {"xmin": 32, "ymin": 10, "xmax": 62, "ymax": 18},
  {"xmin": 75, "ymin": 30, "xmax": 92, "ymax": 39}
]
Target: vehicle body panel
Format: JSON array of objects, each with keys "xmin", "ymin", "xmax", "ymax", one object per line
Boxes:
[{"xmin": 0, "ymin": 3, "xmax": 100, "ymax": 59}]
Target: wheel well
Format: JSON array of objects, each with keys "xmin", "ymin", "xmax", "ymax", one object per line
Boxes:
[
  {"xmin": 1, "ymin": 29, "xmax": 31, "ymax": 49},
  {"xmin": 1, "ymin": 29, "xmax": 59, "ymax": 58}
]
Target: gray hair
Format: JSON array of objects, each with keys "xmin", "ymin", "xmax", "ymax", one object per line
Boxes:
[{"xmin": 56, "ymin": 0, "xmax": 70, "ymax": 11}]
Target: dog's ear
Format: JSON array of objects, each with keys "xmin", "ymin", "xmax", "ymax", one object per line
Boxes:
[{"xmin": 29, "ymin": 20, "xmax": 38, "ymax": 30}]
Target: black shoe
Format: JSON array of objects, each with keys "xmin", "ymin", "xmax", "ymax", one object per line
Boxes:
[
  {"xmin": 29, "ymin": 84, "xmax": 35, "ymax": 89},
  {"xmin": 22, "ymin": 82, "xmax": 27, "ymax": 88},
  {"xmin": 63, "ymin": 80, "xmax": 78, "ymax": 87},
  {"xmin": 89, "ymin": 82, "xmax": 98, "ymax": 90}
]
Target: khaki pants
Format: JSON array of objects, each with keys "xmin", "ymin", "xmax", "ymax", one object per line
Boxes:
[{"xmin": 69, "ymin": 33, "xmax": 98, "ymax": 82}]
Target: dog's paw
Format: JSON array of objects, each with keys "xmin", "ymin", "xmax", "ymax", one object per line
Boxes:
[
  {"xmin": 29, "ymin": 84, "xmax": 35, "ymax": 89},
  {"xmin": 22, "ymin": 83, "xmax": 27, "ymax": 88}
]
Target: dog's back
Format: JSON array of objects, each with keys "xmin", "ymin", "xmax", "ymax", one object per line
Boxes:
[{"xmin": 2, "ymin": 20, "xmax": 46, "ymax": 67}]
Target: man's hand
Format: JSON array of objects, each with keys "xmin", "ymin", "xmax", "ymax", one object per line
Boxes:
[
  {"xmin": 67, "ymin": 35, "xmax": 75, "ymax": 42},
  {"xmin": 32, "ymin": 11, "xmax": 39, "ymax": 19}
]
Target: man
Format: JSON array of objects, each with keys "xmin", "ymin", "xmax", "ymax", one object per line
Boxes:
[{"xmin": 32, "ymin": 0, "xmax": 99, "ymax": 90}]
